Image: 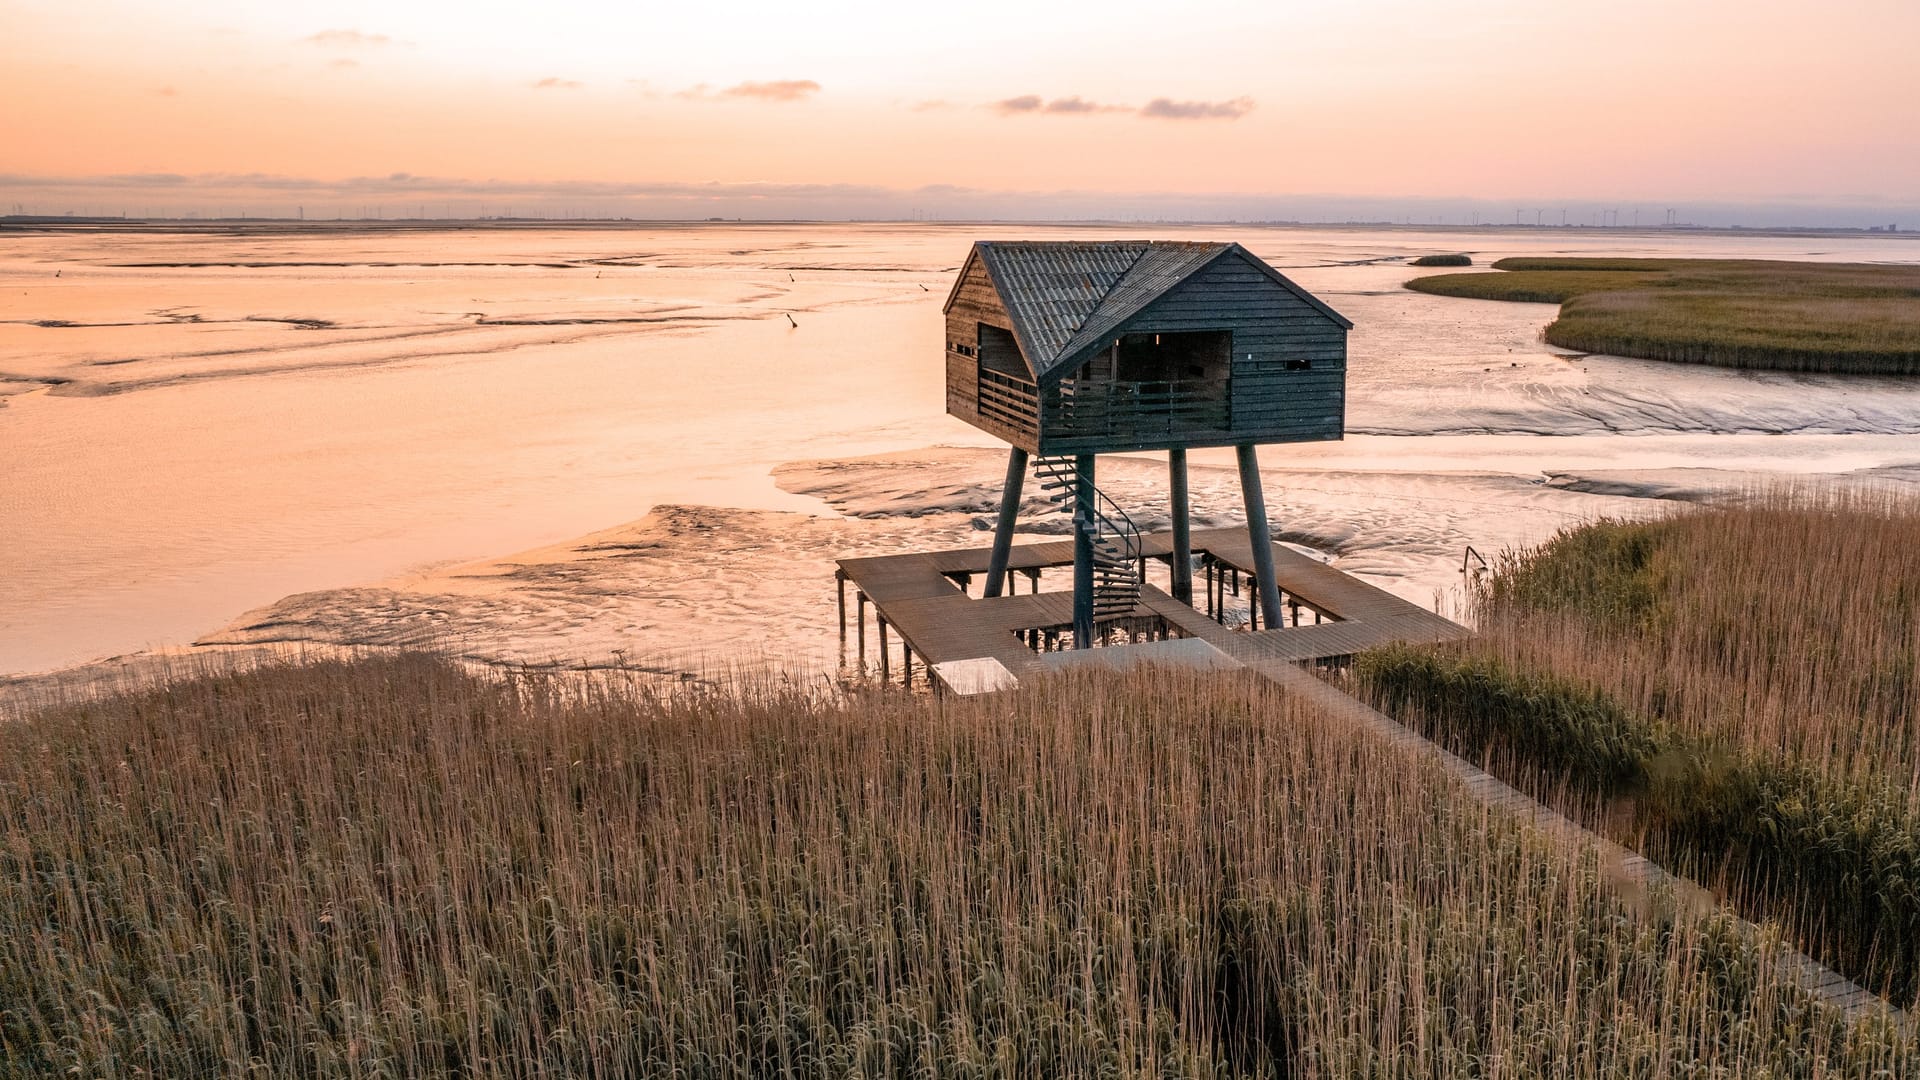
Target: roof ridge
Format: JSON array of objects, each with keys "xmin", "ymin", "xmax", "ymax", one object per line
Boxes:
[
  {"xmin": 1062, "ymin": 242, "xmax": 1152, "ymax": 339},
  {"xmin": 1050, "ymin": 241, "xmax": 1233, "ymax": 366}
]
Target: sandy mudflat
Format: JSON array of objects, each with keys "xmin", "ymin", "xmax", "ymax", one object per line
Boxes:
[
  {"xmin": 5, "ymin": 223, "xmax": 1920, "ymax": 681},
  {"xmin": 130, "ymin": 448, "xmax": 1835, "ymax": 681}
]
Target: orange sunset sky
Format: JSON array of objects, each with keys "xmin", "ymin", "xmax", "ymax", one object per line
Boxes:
[{"xmin": 3, "ymin": 0, "xmax": 1917, "ymax": 224}]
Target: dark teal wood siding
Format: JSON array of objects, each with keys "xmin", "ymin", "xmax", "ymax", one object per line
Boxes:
[
  {"xmin": 943, "ymin": 243, "xmax": 1346, "ymax": 456},
  {"xmin": 1035, "ymin": 249, "xmax": 1345, "ymax": 454}
]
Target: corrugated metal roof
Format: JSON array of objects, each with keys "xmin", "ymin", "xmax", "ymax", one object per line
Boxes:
[
  {"xmin": 974, "ymin": 241, "xmax": 1162, "ymax": 376},
  {"xmin": 967, "ymin": 239, "xmax": 1351, "ymax": 381},
  {"xmin": 1054, "ymin": 242, "xmax": 1232, "ymax": 365}
]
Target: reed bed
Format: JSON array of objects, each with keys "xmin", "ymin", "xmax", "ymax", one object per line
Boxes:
[
  {"xmin": 1407, "ymin": 254, "xmax": 1472, "ymax": 267},
  {"xmin": 3, "ymin": 654, "xmax": 1913, "ymax": 1076},
  {"xmin": 1355, "ymin": 487, "xmax": 1920, "ymax": 1004},
  {"xmin": 1479, "ymin": 486, "xmax": 1920, "ymax": 783},
  {"xmin": 1404, "ymin": 257, "xmax": 1920, "ymax": 373}
]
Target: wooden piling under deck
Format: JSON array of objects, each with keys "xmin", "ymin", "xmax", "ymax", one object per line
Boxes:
[{"xmin": 837, "ymin": 525, "xmax": 1467, "ymax": 694}]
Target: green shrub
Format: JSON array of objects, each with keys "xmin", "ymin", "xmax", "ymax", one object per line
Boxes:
[
  {"xmin": 1355, "ymin": 644, "xmax": 1666, "ymax": 793},
  {"xmin": 1481, "ymin": 520, "xmax": 1670, "ymax": 630},
  {"xmin": 1357, "ymin": 643, "xmax": 1920, "ymax": 1003}
]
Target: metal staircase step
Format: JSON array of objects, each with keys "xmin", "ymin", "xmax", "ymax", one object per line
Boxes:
[{"xmin": 1032, "ymin": 454, "xmax": 1144, "ymax": 632}]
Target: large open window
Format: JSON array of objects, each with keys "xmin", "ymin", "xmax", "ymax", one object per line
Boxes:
[
  {"xmin": 1113, "ymin": 329, "xmax": 1232, "ymax": 385},
  {"xmin": 975, "ymin": 322, "xmax": 1038, "ymax": 433},
  {"xmin": 977, "ymin": 323, "xmax": 1027, "ymax": 377}
]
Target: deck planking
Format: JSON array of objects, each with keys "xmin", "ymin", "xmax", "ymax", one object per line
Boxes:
[{"xmin": 837, "ymin": 526, "xmax": 1468, "ymax": 692}]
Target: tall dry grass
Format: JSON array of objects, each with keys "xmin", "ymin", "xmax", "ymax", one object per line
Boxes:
[
  {"xmin": 1355, "ymin": 487, "xmax": 1920, "ymax": 1003},
  {"xmin": 3, "ymin": 654, "xmax": 1912, "ymax": 1076},
  {"xmin": 1405, "ymin": 257, "xmax": 1920, "ymax": 373},
  {"xmin": 1477, "ymin": 485, "xmax": 1920, "ymax": 786}
]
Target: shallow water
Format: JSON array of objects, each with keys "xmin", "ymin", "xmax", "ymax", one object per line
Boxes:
[{"xmin": 4, "ymin": 223, "xmax": 1918, "ymax": 678}]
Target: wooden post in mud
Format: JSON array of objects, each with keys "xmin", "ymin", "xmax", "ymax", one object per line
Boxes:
[
  {"xmin": 878, "ymin": 619, "xmax": 890, "ymax": 682},
  {"xmin": 835, "ymin": 571, "xmax": 847, "ymax": 646},
  {"xmin": 1236, "ymin": 444, "xmax": 1285, "ymax": 633},
  {"xmin": 1072, "ymin": 453, "xmax": 1096, "ymax": 650},
  {"xmin": 856, "ymin": 593, "xmax": 867, "ymax": 669},
  {"xmin": 1169, "ymin": 448, "xmax": 1193, "ymax": 605},
  {"xmin": 902, "ymin": 642, "xmax": 913, "ymax": 689},
  {"xmin": 983, "ymin": 448, "xmax": 1028, "ymax": 598}
]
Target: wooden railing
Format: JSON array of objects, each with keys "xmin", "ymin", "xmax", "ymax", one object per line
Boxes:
[
  {"xmin": 977, "ymin": 367, "xmax": 1040, "ymax": 433},
  {"xmin": 1047, "ymin": 379, "xmax": 1231, "ymax": 441},
  {"xmin": 974, "ymin": 370, "xmax": 1233, "ymax": 445}
]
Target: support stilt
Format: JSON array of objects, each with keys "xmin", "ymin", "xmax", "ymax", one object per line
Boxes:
[
  {"xmin": 1072, "ymin": 453, "xmax": 1095, "ymax": 649},
  {"xmin": 983, "ymin": 447, "xmax": 1028, "ymax": 598},
  {"xmin": 1169, "ymin": 448, "xmax": 1193, "ymax": 605},
  {"xmin": 1237, "ymin": 443, "xmax": 1285, "ymax": 632},
  {"xmin": 878, "ymin": 619, "xmax": 890, "ymax": 683},
  {"xmin": 856, "ymin": 593, "xmax": 867, "ymax": 669}
]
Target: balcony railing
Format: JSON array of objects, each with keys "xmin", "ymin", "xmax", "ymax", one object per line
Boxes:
[
  {"xmin": 974, "ymin": 369, "xmax": 1234, "ymax": 445},
  {"xmin": 1049, "ymin": 379, "xmax": 1231, "ymax": 441},
  {"xmin": 977, "ymin": 367, "xmax": 1040, "ymax": 433}
]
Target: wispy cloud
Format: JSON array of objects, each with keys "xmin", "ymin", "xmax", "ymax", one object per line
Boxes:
[
  {"xmin": 303, "ymin": 29, "xmax": 391, "ymax": 47},
  {"xmin": 718, "ymin": 79, "xmax": 821, "ymax": 102},
  {"xmin": 990, "ymin": 93, "xmax": 1245, "ymax": 119},
  {"xmin": 1140, "ymin": 96, "xmax": 1255, "ymax": 120},
  {"xmin": 533, "ymin": 77, "xmax": 583, "ymax": 90},
  {"xmin": 1038, "ymin": 96, "xmax": 1126, "ymax": 115}
]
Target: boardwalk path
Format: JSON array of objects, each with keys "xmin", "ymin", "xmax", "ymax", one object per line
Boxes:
[{"xmin": 838, "ymin": 529, "xmax": 1910, "ymax": 1029}]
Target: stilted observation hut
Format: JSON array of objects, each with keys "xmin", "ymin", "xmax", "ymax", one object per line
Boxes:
[{"xmin": 835, "ymin": 239, "xmax": 1465, "ymax": 693}]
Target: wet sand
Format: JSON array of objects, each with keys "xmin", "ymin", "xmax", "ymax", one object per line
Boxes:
[{"xmin": 4, "ymin": 223, "xmax": 1919, "ymax": 683}]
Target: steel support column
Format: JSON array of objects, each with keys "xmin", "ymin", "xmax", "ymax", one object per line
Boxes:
[
  {"xmin": 1072, "ymin": 453, "xmax": 1095, "ymax": 649},
  {"xmin": 1236, "ymin": 443, "xmax": 1284, "ymax": 630},
  {"xmin": 982, "ymin": 447, "xmax": 1028, "ymax": 598},
  {"xmin": 1168, "ymin": 447, "xmax": 1193, "ymax": 605}
]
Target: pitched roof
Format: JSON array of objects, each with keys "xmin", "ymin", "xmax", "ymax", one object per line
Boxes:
[{"xmin": 947, "ymin": 240, "xmax": 1351, "ymax": 381}]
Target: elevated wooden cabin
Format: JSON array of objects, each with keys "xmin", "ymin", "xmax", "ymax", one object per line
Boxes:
[{"xmin": 944, "ymin": 240, "xmax": 1351, "ymax": 455}]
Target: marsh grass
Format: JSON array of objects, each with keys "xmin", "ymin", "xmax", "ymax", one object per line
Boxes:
[
  {"xmin": 1408, "ymin": 254, "xmax": 1472, "ymax": 267},
  {"xmin": 1405, "ymin": 257, "xmax": 1920, "ymax": 373},
  {"xmin": 1356, "ymin": 488, "xmax": 1920, "ymax": 1003},
  {"xmin": 3, "ymin": 655, "xmax": 1914, "ymax": 1076}
]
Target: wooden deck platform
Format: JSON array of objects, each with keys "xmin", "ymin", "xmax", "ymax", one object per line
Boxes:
[{"xmin": 836, "ymin": 526, "xmax": 1468, "ymax": 694}]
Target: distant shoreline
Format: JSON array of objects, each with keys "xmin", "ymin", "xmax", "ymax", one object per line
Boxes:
[{"xmin": 4, "ymin": 216, "xmax": 1918, "ymax": 242}]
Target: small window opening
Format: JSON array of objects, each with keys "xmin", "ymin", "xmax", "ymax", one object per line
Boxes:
[{"xmin": 1285, "ymin": 358, "xmax": 1313, "ymax": 372}]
